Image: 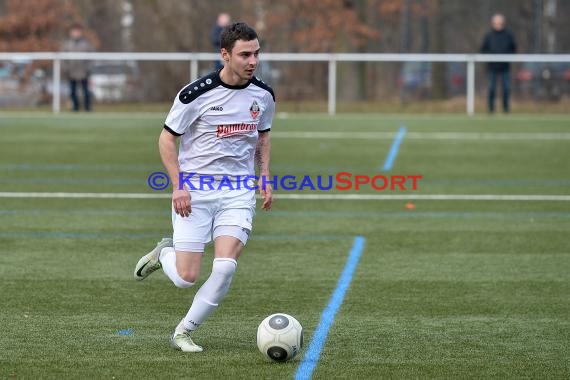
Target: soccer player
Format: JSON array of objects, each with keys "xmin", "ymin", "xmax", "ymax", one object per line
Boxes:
[{"xmin": 134, "ymin": 22, "xmax": 274, "ymax": 352}]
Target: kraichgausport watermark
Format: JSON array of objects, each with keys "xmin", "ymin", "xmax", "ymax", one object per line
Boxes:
[
  {"xmin": 148, "ymin": 172, "xmax": 170, "ymax": 191},
  {"xmin": 147, "ymin": 172, "xmax": 422, "ymax": 191}
]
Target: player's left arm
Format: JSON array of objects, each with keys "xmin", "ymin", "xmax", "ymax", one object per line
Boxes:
[
  {"xmin": 256, "ymin": 89, "xmax": 275, "ymax": 211},
  {"xmin": 256, "ymin": 131, "xmax": 272, "ymax": 211}
]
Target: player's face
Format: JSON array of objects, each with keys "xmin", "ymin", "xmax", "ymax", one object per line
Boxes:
[{"xmin": 223, "ymin": 39, "xmax": 260, "ymax": 84}]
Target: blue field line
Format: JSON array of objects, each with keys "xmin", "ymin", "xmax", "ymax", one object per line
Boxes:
[
  {"xmin": 0, "ymin": 209, "xmax": 169, "ymax": 216},
  {"xmin": 422, "ymin": 179, "xmax": 570, "ymax": 187},
  {"xmin": 0, "ymin": 178, "xmax": 145, "ymax": 185},
  {"xmin": 0, "ymin": 231, "xmax": 154, "ymax": 239},
  {"xmin": 0, "ymin": 231, "xmax": 351, "ymax": 241},
  {"xmin": 381, "ymin": 126, "xmax": 407, "ymax": 171},
  {"xmin": 266, "ymin": 211, "xmax": 570, "ymax": 219},
  {"xmin": 295, "ymin": 236, "xmax": 366, "ymax": 380},
  {"xmin": 0, "ymin": 163, "xmax": 162, "ymax": 172},
  {"xmin": 0, "ymin": 209, "xmax": 168, "ymax": 216},
  {"xmin": 251, "ymin": 234, "xmax": 350, "ymax": 241},
  {"xmin": 116, "ymin": 329, "xmax": 134, "ymax": 336}
]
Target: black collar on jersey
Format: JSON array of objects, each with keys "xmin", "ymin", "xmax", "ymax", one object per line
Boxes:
[
  {"xmin": 179, "ymin": 70, "xmax": 249, "ymax": 104},
  {"xmin": 217, "ymin": 68, "xmax": 252, "ymax": 90},
  {"xmin": 178, "ymin": 69, "xmax": 274, "ymax": 104},
  {"xmin": 219, "ymin": 69, "xmax": 275, "ymax": 102}
]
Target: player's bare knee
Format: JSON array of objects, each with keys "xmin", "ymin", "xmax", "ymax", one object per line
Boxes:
[
  {"xmin": 177, "ymin": 267, "xmax": 199, "ymax": 284},
  {"xmin": 213, "ymin": 226, "xmax": 250, "ymax": 259}
]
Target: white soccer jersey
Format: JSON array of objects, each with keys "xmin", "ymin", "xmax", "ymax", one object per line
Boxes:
[{"xmin": 164, "ymin": 71, "xmax": 275, "ymax": 179}]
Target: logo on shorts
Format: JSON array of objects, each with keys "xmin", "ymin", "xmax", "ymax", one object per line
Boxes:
[{"xmin": 249, "ymin": 100, "xmax": 260, "ymax": 120}]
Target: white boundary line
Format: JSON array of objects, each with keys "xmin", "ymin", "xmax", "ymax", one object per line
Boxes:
[
  {"xmin": 0, "ymin": 192, "xmax": 170, "ymax": 199},
  {"xmin": 276, "ymin": 194, "xmax": 570, "ymax": 201},
  {"xmin": 1, "ymin": 112, "xmax": 569, "ymax": 122},
  {"xmin": 271, "ymin": 131, "xmax": 570, "ymax": 140},
  {"xmin": 0, "ymin": 192, "xmax": 568, "ymax": 201}
]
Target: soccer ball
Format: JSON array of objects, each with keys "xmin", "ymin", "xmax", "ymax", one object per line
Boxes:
[{"xmin": 257, "ymin": 313, "xmax": 303, "ymax": 362}]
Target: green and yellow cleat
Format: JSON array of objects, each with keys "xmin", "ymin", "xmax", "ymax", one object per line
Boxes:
[
  {"xmin": 133, "ymin": 238, "xmax": 172, "ymax": 281},
  {"xmin": 170, "ymin": 331, "xmax": 203, "ymax": 353}
]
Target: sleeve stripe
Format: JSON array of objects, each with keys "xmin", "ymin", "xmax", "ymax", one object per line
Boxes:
[
  {"xmin": 258, "ymin": 128, "xmax": 271, "ymax": 133},
  {"xmin": 164, "ymin": 125, "xmax": 183, "ymax": 136}
]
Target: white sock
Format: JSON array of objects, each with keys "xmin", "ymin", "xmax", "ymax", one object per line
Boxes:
[
  {"xmin": 182, "ymin": 258, "xmax": 237, "ymax": 331},
  {"xmin": 174, "ymin": 320, "xmax": 187, "ymax": 335},
  {"xmin": 160, "ymin": 247, "xmax": 194, "ymax": 288}
]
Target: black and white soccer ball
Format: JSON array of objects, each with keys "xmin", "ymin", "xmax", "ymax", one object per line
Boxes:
[{"xmin": 257, "ymin": 313, "xmax": 303, "ymax": 362}]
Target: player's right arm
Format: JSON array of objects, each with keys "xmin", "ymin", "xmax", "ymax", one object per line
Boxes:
[
  {"xmin": 161, "ymin": 78, "xmax": 210, "ymax": 216},
  {"xmin": 161, "ymin": 80, "xmax": 206, "ymax": 217},
  {"xmin": 159, "ymin": 129, "xmax": 191, "ymax": 217}
]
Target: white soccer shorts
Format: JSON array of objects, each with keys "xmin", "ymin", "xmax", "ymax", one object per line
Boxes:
[{"xmin": 172, "ymin": 188, "xmax": 256, "ymax": 253}]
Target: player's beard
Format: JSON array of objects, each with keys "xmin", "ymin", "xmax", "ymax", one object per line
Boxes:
[
  {"xmin": 230, "ymin": 66, "xmax": 255, "ymax": 84},
  {"xmin": 245, "ymin": 68, "xmax": 255, "ymax": 80},
  {"xmin": 242, "ymin": 65, "xmax": 256, "ymax": 80},
  {"xmin": 222, "ymin": 60, "xmax": 257, "ymax": 85}
]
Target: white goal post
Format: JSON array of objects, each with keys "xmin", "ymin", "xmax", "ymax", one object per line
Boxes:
[{"xmin": 0, "ymin": 52, "xmax": 568, "ymax": 115}]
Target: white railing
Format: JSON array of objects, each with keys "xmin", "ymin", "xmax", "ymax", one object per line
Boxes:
[{"xmin": 1, "ymin": 52, "xmax": 569, "ymax": 115}]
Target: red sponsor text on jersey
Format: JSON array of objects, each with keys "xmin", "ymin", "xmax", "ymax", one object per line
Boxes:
[{"xmin": 216, "ymin": 123, "xmax": 257, "ymax": 138}]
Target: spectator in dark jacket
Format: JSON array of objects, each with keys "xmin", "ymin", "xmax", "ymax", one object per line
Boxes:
[
  {"xmin": 480, "ymin": 14, "xmax": 517, "ymax": 113},
  {"xmin": 210, "ymin": 13, "xmax": 231, "ymax": 71}
]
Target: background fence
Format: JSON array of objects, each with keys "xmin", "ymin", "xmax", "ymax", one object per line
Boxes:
[{"xmin": 0, "ymin": 52, "xmax": 569, "ymax": 115}]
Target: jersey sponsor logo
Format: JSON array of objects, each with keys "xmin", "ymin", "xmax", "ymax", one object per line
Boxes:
[
  {"xmin": 209, "ymin": 106, "xmax": 223, "ymax": 111},
  {"xmin": 250, "ymin": 100, "xmax": 260, "ymax": 120},
  {"xmin": 217, "ymin": 123, "xmax": 257, "ymax": 138}
]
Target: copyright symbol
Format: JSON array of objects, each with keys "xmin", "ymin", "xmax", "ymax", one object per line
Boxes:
[{"xmin": 148, "ymin": 172, "xmax": 170, "ymax": 191}]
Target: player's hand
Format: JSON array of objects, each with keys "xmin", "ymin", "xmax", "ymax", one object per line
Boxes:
[
  {"xmin": 258, "ymin": 180, "xmax": 273, "ymax": 211},
  {"xmin": 172, "ymin": 188, "xmax": 191, "ymax": 217}
]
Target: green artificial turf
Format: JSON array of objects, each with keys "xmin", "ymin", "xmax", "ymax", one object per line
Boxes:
[{"xmin": 0, "ymin": 113, "xmax": 568, "ymax": 379}]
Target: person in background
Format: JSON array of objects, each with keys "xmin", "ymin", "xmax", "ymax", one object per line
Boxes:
[
  {"xmin": 210, "ymin": 13, "xmax": 232, "ymax": 71},
  {"xmin": 480, "ymin": 13, "xmax": 517, "ymax": 113},
  {"xmin": 61, "ymin": 23, "xmax": 93, "ymax": 111}
]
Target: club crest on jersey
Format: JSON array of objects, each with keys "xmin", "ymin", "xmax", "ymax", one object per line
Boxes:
[{"xmin": 249, "ymin": 100, "xmax": 260, "ymax": 120}]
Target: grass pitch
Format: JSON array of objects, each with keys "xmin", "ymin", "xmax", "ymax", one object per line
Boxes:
[{"xmin": 0, "ymin": 112, "xmax": 569, "ymax": 379}]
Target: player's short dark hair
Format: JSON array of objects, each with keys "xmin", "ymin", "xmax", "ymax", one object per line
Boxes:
[{"xmin": 220, "ymin": 22, "xmax": 258, "ymax": 53}]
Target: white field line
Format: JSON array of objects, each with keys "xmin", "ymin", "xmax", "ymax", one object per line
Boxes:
[
  {"xmin": 274, "ymin": 113, "xmax": 570, "ymax": 122},
  {"xmin": 0, "ymin": 192, "xmax": 170, "ymax": 199},
  {"xmin": 1, "ymin": 111, "xmax": 569, "ymax": 122},
  {"xmin": 271, "ymin": 131, "xmax": 570, "ymax": 140},
  {"xmin": 0, "ymin": 192, "xmax": 569, "ymax": 201},
  {"xmin": 275, "ymin": 194, "xmax": 570, "ymax": 201}
]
